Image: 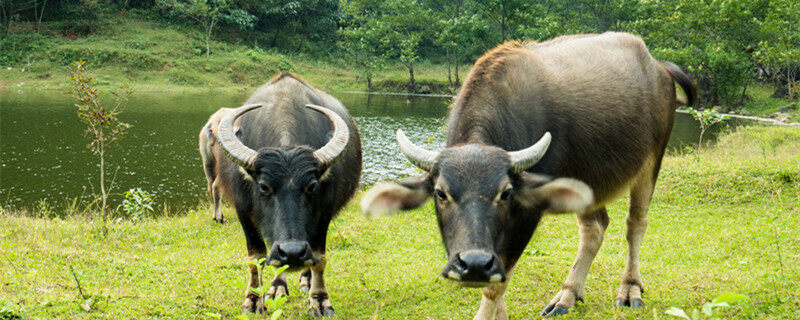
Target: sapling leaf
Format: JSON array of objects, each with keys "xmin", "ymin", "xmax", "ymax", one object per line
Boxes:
[
  {"xmin": 270, "ymin": 309, "xmax": 283, "ymax": 320},
  {"xmin": 665, "ymin": 307, "xmax": 690, "ymax": 319},
  {"xmin": 702, "ymin": 303, "xmax": 713, "ymax": 316}
]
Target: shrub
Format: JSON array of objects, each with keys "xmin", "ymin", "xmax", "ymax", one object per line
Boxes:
[{"xmin": 119, "ymin": 188, "xmax": 155, "ymax": 221}]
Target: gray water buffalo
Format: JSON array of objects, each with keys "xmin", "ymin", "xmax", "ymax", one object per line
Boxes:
[
  {"xmin": 361, "ymin": 32, "xmax": 697, "ymax": 319},
  {"xmin": 203, "ymin": 73, "xmax": 361, "ymax": 316}
]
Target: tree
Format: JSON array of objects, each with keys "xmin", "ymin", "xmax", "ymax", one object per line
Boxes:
[
  {"xmin": 158, "ymin": 0, "xmax": 230, "ymax": 57},
  {"xmin": 66, "ymin": 61, "xmax": 132, "ymax": 220},
  {"xmin": 473, "ymin": 0, "xmax": 530, "ymax": 43}
]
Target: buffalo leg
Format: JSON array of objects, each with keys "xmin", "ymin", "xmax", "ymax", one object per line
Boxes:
[
  {"xmin": 474, "ymin": 270, "xmax": 512, "ymax": 320},
  {"xmin": 541, "ymin": 208, "xmax": 609, "ymax": 317},
  {"xmin": 239, "ymin": 207, "xmax": 267, "ymax": 313},
  {"xmin": 615, "ymin": 173, "xmax": 655, "ymax": 308},
  {"xmin": 211, "ymin": 180, "xmax": 225, "ymax": 223},
  {"xmin": 307, "ymin": 252, "xmax": 335, "ymax": 317},
  {"xmin": 298, "ymin": 268, "xmax": 312, "ymax": 293},
  {"xmin": 266, "ymin": 272, "xmax": 288, "ymax": 300}
]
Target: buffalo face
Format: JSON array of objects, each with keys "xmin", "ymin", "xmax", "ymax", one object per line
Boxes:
[
  {"xmin": 245, "ymin": 147, "xmax": 323, "ymax": 270},
  {"xmin": 362, "ymin": 131, "xmax": 594, "ymax": 287}
]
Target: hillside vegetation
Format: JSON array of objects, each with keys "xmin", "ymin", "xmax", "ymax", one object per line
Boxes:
[{"xmin": 1, "ymin": 125, "xmax": 798, "ymax": 319}]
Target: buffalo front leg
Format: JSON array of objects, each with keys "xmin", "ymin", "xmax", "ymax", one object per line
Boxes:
[
  {"xmin": 239, "ymin": 207, "xmax": 267, "ymax": 313},
  {"xmin": 541, "ymin": 208, "xmax": 609, "ymax": 317},
  {"xmin": 266, "ymin": 272, "xmax": 288, "ymax": 300},
  {"xmin": 307, "ymin": 252, "xmax": 335, "ymax": 317},
  {"xmin": 243, "ymin": 252, "xmax": 266, "ymax": 313},
  {"xmin": 615, "ymin": 175, "xmax": 654, "ymax": 308},
  {"xmin": 298, "ymin": 268, "xmax": 312, "ymax": 293},
  {"xmin": 474, "ymin": 271, "xmax": 512, "ymax": 320}
]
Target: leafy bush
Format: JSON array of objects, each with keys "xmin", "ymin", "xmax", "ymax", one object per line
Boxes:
[
  {"xmin": 119, "ymin": 188, "xmax": 155, "ymax": 221},
  {"xmin": 0, "ymin": 33, "xmax": 51, "ymax": 66},
  {"xmin": 50, "ymin": 46, "xmax": 166, "ymax": 70}
]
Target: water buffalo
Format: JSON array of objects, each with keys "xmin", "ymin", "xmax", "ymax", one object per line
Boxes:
[
  {"xmin": 205, "ymin": 73, "xmax": 361, "ymax": 316},
  {"xmin": 199, "ymin": 107, "xmax": 233, "ymax": 223},
  {"xmin": 361, "ymin": 32, "xmax": 697, "ymax": 318}
]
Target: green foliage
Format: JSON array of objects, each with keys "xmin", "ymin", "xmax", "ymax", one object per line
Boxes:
[
  {"xmin": 51, "ymin": 45, "xmax": 166, "ymax": 70},
  {"xmin": 119, "ymin": 188, "xmax": 155, "ymax": 221},
  {"xmin": 65, "ymin": 61, "xmax": 133, "ymax": 218},
  {"xmin": 246, "ymin": 258, "xmax": 288, "ymax": 320},
  {"xmin": 688, "ymin": 108, "xmax": 728, "ymax": 148},
  {"xmin": 664, "ymin": 292, "xmax": 749, "ymax": 319},
  {"xmin": 0, "ymin": 33, "xmax": 51, "ymax": 66}
]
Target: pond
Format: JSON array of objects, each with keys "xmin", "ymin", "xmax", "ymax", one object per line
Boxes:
[{"xmin": 0, "ymin": 89, "xmax": 745, "ymax": 210}]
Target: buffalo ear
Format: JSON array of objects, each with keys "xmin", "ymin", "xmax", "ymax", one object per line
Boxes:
[
  {"xmin": 361, "ymin": 174, "xmax": 433, "ymax": 217},
  {"xmin": 515, "ymin": 172, "xmax": 594, "ymax": 213}
]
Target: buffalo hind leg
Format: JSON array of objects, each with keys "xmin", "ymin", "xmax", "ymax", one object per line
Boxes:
[
  {"xmin": 615, "ymin": 173, "xmax": 655, "ymax": 308},
  {"xmin": 474, "ymin": 270, "xmax": 512, "ymax": 320},
  {"xmin": 211, "ymin": 180, "xmax": 225, "ymax": 223},
  {"xmin": 308, "ymin": 252, "xmax": 335, "ymax": 317},
  {"xmin": 541, "ymin": 208, "xmax": 609, "ymax": 317}
]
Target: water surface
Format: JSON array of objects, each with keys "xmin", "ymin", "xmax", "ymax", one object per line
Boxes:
[{"xmin": 0, "ymin": 89, "xmax": 742, "ymax": 210}]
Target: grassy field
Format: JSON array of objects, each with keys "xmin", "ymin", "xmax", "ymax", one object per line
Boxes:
[
  {"xmin": 1, "ymin": 125, "xmax": 798, "ymax": 319},
  {"xmin": 0, "ymin": 15, "xmax": 465, "ymax": 95}
]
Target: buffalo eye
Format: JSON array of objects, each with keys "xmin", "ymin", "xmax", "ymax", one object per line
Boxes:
[
  {"xmin": 433, "ymin": 189, "xmax": 447, "ymax": 202},
  {"xmin": 305, "ymin": 181, "xmax": 320, "ymax": 194},
  {"xmin": 500, "ymin": 188, "xmax": 514, "ymax": 202},
  {"xmin": 259, "ymin": 184, "xmax": 273, "ymax": 195}
]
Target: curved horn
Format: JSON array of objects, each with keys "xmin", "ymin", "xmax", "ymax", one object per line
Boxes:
[
  {"xmin": 306, "ymin": 104, "xmax": 350, "ymax": 170},
  {"xmin": 217, "ymin": 103, "xmax": 263, "ymax": 171},
  {"xmin": 507, "ymin": 132, "xmax": 552, "ymax": 173},
  {"xmin": 396, "ymin": 129, "xmax": 438, "ymax": 172}
]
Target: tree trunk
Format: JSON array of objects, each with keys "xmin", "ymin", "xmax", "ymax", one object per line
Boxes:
[
  {"xmin": 99, "ymin": 140, "xmax": 106, "ymax": 218},
  {"xmin": 205, "ymin": 27, "xmax": 211, "ymax": 57},
  {"xmin": 408, "ymin": 64, "xmax": 415, "ymax": 91},
  {"xmin": 446, "ymin": 50, "xmax": 452, "ymax": 88},
  {"xmin": 454, "ymin": 48, "xmax": 459, "ymax": 84},
  {"xmin": 271, "ymin": 32, "xmax": 280, "ymax": 47},
  {"xmin": 36, "ymin": 0, "xmax": 46, "ymax": 33},
  {"xmin": 367, "ymin": 76, "xmax": 372, "ymax": 93}
]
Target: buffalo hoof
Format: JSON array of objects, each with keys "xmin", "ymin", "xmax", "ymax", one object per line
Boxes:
[
  {"xmin": 540, "ymin": 305, "xmax": 569, "ymax": 317},
  {"xmin": 212, "ymin": 215, "xmax": 226, "ymax": 224},
  {"xmin": 615, "ymin": 280, "xmax": 645, "ymax": 309},
  {"xmin": 308, "ymin": 293, "xmax": 334, "ymax": 317},
  {"xmin": 298, "ymin": 269, "xmax": 312, "ymax": 293},
  {"xmin": 614, "ymin": 298, "xmax": 644, "ymax": 308},
  {"xmin": 266, "ymin": 278, "xmax": 289, "ymax": 300},
  {"xmin": 242, "ymin": 294, "xmax": 265, "ymax": 314}
]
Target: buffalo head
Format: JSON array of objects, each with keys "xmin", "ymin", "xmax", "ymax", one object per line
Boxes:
[
  {"xmin": 217, "ymin": 104, "xmax": 349, "ymax": 270},
  {"xmin": 362, "ymin": 130, "xmax": 593, "ymax": 287}
]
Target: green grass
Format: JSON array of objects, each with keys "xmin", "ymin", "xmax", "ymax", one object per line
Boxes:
[{"xmin": 1, "ymin": 125, "xmax": 798, "ymax": 319}]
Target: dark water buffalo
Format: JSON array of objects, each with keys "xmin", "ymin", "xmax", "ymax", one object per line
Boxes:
[
  {"xmin": 199, "ymin": 107, "xmax": 233, "ymax": 223},
  {"xmin": 205, "ymin": 73, "xmax": 361, "ymax": 316},
  {"xmin": 361, "ymin": 32, "xmax": 697, "ymax": 319}
]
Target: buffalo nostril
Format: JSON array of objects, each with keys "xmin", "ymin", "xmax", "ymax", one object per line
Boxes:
[{"xmin": 484, "ymin": 255, "xmax": 495, "ymax": 271}]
